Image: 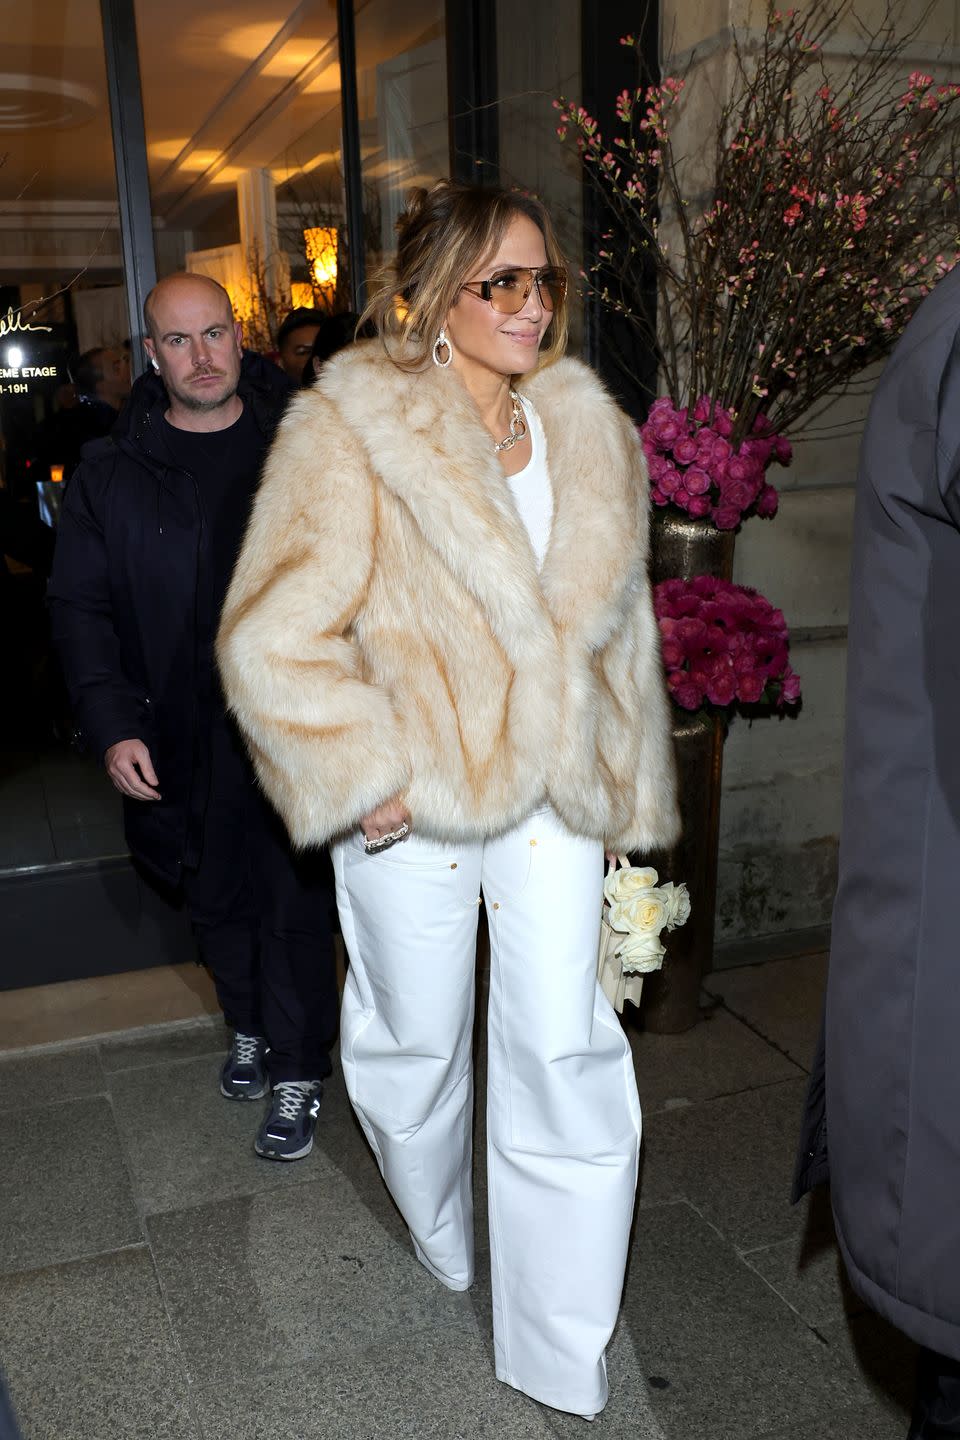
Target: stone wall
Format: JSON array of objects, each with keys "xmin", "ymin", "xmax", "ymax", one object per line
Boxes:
[
  {"xmin": 495, "ymin": 1, "xmax": 955, "ymax": 952},
  {"xmin": 660, "ymin": 0, "xmax": 954, "ymax": 952}
]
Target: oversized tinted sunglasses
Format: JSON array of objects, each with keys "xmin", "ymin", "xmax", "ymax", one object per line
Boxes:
[{"xmin": 460, "ymin": 265, "xmax": 567, "ymax": 315}]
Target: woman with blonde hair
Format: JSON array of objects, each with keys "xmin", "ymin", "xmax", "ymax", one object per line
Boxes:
[{"xmin": 218, "ymin": 180, "xmax": 678, "ymax": 1420}]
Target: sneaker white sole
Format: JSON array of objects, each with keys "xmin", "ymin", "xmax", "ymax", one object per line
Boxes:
[
  {"xmin": 254, "ymin": 1134, "xmax": 314, "ymax": 1162},
  {"xmin": 220, "ymin": 1082, "xmax": 269, "ymax": 1101}
]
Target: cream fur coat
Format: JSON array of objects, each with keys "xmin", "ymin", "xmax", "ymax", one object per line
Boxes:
[{"xmin": 217, "ymin": 342, "xmax": 679, "ymax": 852}]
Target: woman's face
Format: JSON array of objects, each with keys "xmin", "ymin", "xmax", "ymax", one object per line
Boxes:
[{"xmin": 444, "ymin": 213, "xmax": 553, "ymax": 382}]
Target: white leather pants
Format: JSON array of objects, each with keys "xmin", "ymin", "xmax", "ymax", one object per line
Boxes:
[{"xmin": 332, "ymin": 806, "xmax": 641, "ymax": 1419}]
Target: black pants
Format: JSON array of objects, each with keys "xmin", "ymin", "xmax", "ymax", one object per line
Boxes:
[
  {"xmin": 910, "ymin": 1348, "xmax": 960, "ymax": 1437},
  {"xmin": 181, "ymin": 717, "xmax": 338, "ymax": 1085}
]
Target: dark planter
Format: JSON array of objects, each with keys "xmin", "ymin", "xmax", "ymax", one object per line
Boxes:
[
  {"xmin": 650, "ymin": 509, "xmax": 736, "ymax": 585},
  {"xmin": 639, "ymin": 706, "xmax": 727, "ymax": 1033},
  {"xmin": 639, "ymin": 506, "xmax": 735, "ymax": 1033}
]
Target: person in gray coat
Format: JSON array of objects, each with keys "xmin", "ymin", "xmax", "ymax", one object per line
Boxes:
[{"xmin": 794, "ymin": 260, "xmax": 960, "ymax": 1437}]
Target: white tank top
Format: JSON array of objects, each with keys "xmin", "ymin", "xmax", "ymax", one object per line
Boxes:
[{"xmin": 506, "ymin": 397, "xmax": 553, "ymax": 570}]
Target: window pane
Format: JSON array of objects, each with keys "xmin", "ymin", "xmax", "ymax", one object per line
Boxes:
[
  {"xmin": 354, "ymin": 3, "xmax": 448, "ymax": 280},
  {"xmin": 136, "ymin": 1, "xmax": 348, "ymax": 357},
  {"xmin": 496, "ymin": 2, "xmax": 584, "ymax": 349},
  {"xmin": 0, "ymin": 0, "xmax": 131, "ymax": 864}
]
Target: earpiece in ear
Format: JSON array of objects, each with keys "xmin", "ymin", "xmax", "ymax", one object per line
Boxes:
[{"xmin": 151, "ymin": 357, "xmax": 160, "ymax": 373}]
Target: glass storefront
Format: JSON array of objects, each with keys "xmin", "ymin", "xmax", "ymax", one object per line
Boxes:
[
  {"xmin": 137, "ymin": 0, "xmax": 346, "ymax": 350},
  {"xmin": 0, "ymin": 0, "xmax": 627, "ymax": 984},
  {"xmin": 0, "ymin": 1, "xmax": 132, "ymax": 766},
  {"xmin": 354, "ymin": 2, "xmax": 447, "ymax": 278},
  {"xmin": 0, "ymin": 1, "xmax": 131, "ymax": 526}
]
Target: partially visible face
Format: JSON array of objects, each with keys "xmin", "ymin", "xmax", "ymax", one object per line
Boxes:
[
  {"xmin": 106, "ymin": 348, "xmax": 132, "ymax": 403},
  {"xmin": 278, "ymin": 324, "xmax": 322, "ymax": 380},
  {"xmin": 145, "ymin": 278, "xmax": 242, "ymax": 413},
  {"xmin": 444, "ymin": 213, "xmax": 554, "ymax": 382}
]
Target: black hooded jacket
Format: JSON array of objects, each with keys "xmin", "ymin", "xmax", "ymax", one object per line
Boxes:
[{"xmin": 47, "ymin": 352, "xmax": 292, "ymax": 883}]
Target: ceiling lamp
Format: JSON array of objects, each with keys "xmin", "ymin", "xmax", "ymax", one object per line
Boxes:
[{"xmin": 304, "ymin": 227, "xmax": 338, "ymax": 292}]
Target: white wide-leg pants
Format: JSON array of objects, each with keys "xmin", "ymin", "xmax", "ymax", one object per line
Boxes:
[{"xmin": 332, "ymin": 807, "xmax": 641, "ymax": 1419}]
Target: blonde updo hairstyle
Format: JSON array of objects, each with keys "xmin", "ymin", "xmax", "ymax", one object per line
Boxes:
[{"xmin": 361, "ymin": 179, "xmax": 569, "ymax": 372}]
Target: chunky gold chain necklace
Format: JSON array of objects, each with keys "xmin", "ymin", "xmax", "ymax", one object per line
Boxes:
[{"xmin": 493, "ymin": 390, "xmax": 528, "ymax": 453}]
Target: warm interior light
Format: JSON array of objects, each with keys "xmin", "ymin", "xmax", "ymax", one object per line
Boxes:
[
  {"xmin": 149, "ymin": 138, "xmax": 191, "ymax": 161},
  {"xmin": 304, "ymin": 62, "xmax": 342, "ymax": 95},
  {"xmin": 303, "ymin": 227, "xmax": 338, "ymax": 291},
  {"xmin": 221, "ymin": 23, "xmax": 328, "ymax": 64},
  {"xmin": 49, "ymin": 464, "xmax": 64, "ymax": 484},
  {"xmin": 262, "ymin": 41, "xmax": 327, "ymax": 78},
  {"xmin": 290, "ymin": 282, "xmax": 315, "ymax": 309}
]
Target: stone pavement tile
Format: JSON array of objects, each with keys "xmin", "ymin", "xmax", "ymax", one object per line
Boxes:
[
  {"xmin": 755, "ymin": 1402, "xmax": 907, "ymax": 1439},
  {"xmin": 817, "ymin": 1308, "xmax": 915, "ymax": 1428},
  {"xmin": 703, "ymin": 953, "xmax": 828, "ymax": 1070},
  {"xmin": 99, "ymin": 1017, "xmax": 230, "ymax": 1073},
  {"xmin": 108, "ymin": 1052, "xmax": 335, "ymax": 1213},
  {"xmin": 627, "ymin": 1007, "xmax": 803, "ymax": 1115},
  {"xmin": 195, "ymin": 1325, "xmax": 553, "ymax": 1439},
  {"xmin": 638, "ymin": 1077, "xmax": 814, "ymax": 1250},
  {"xmin": 538, "ymin": 1323, "xmax": 667, "ymax": 1438},
  {"xmin": 742, "ymin": 1189, "xmax": 865, "ymax": 1329},
  {"xmin": 147, "ymin": 1168, "xmax": 474, "ymax": 1387},
  {"xmin": 0, "ymin": 1096, "xmax": 141, "ymax": 1273},
  {"xmin": 622, "ymin": 1201, "xmax": 861, "ymax": 1440},
  {"xmin": 0, "ymin": 1044, "xmax": 105, "ymax": 1111},
  {"xmin": 0, "ymin": 1247, "xmax": 197, "ymax": 1440}
]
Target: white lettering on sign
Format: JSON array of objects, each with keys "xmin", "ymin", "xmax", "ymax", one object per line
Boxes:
[
  {"xmin": 0, "ymin": 367, "xmax": 20, "ymax": 379},
  {"xmin": 22, "ymin": 366, "xmax": 57, "ymax": 377}
]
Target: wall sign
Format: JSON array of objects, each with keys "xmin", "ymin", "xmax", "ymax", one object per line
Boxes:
[{"xmin": 0, "ymin": 306, "xmax": 58, "ymax": 392}]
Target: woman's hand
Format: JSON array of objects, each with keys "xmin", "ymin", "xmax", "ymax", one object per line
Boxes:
[
  {"xmin": 361, "ymin": 796, "xmax": 412, "ymax": 842},
  {"xmin": 605, "ymin": 850, "xmax": 618, "ymax": 867}
]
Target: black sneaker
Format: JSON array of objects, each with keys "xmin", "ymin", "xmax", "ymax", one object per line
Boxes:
[
  {"xmin": 254, "ymin": 1080, "xmax": 323, "ymax": 1161},
  {"xmin": 220, "ymin": 1032, "xmax": 269, "ymax": 1100}
]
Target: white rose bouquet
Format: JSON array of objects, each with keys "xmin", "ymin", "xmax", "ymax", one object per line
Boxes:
[{"xmin": 597, "ymin": 858, "xmax": 691, "ymax": 1012}]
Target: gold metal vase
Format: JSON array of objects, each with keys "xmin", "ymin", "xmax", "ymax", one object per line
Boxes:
[
  {"xmin": 649, "ymin": 509, "xmax": 736, "ymax": 586},
  {"xmin": 639, "ymin": 705, "xmax": 727, "ymax": 1033},
  {"xmin": 639, "ymin": 506, "xmax": 735, "ymax": 1033}
]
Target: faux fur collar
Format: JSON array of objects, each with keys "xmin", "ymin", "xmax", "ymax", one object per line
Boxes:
[{"xmin": 317, "ymin": 342, "xmax": 644, "ymax": 656}]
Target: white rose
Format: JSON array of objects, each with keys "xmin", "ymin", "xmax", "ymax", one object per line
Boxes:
[
  {"xmin": 617, "ymin": 931, "xmax": 666, "ymax": 973},
  {"xmin": 610, "ymin": 891, "xmax": 669, "ymax": 937},
  {"xmin": 604, "ymin": 864, "xmax": 660, "ymax": 907},
  {"xmin": 660, "ymin": 881, "xmax": 691, "ymax": 930}
]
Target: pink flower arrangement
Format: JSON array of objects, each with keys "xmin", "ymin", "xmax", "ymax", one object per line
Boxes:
[
  {"xmin": 642, "ymin": 396, "xmax": 791, "ymax": 530},
  {"xmin": 655, "ymin": 575, "xmax": 801, "ymax": 712}
]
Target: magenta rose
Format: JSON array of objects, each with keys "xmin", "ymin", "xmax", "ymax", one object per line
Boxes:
[
  {"xmin": 659, "ymin": 466, "xmax": 682, "ymax": 496},
  {"xmin": 652, "ymin": 419, "xmax": 683, "ymax": 447},
  {"xmin": 683, "ymin": 466, "xmax": 711, "ymax": 495},
  {"xmin": 756, "ymin": 484, "xmax": 779, "ymax": 518},
  {"xmin": 669, "ymin": 673, "xmax": 706, "ymax": 710},
  {"xmin": 686, "ymin": 494, "xmax": 712, "ymax": 518},
  {"xmin": 672, "ymin": 436, "xmax": 699, "ymax": 465},
  {"xmin": 737, "ymin": 673, "xmax": 766, "ymax": 704},
  {"xmin": 712, "ymin": 505, "xmax": 742, "ymax": 530},
  {"xmin": 774, "ymin": 435, "xmax": 793, "ymax": 465},
  {"xmin": 706, "ymin": 666, "xmax": 738, "ymax": 707},
  {"xmin": 780, "ymin": 668, "xmax": 802, "ymax": 704}
]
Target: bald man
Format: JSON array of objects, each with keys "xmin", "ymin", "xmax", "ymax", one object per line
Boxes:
[{"xmin": 48, "ymin": 273, "xmax": 339, "ymax": 1161}]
